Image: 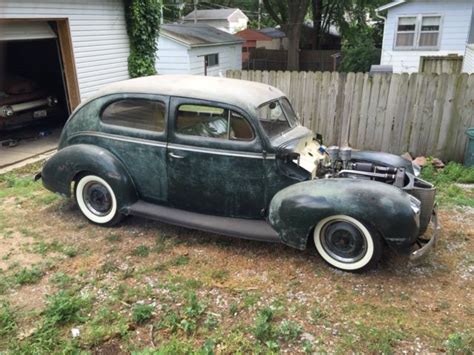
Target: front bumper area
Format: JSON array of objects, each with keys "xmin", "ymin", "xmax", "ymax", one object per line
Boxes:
[{"xmin": 409, "ymin": 209, "xmax": 441, "ymax": 261}]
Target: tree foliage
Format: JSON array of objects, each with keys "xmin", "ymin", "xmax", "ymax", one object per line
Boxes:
[
  {"xmin": 125, "ymin": 0, "xmax": 161, "ymax": 78},
  {"xmin": 339, "ymin": 25, "xmax": 381, "ymax": 72}
]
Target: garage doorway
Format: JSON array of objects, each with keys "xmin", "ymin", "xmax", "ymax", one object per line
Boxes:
[{"xmin": 0, "ymin": 18, "xmax": 79, "ymax": 168}]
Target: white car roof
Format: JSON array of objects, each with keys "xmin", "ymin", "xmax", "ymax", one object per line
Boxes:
[{"xmin": 87, "ymin": 75, "xmax": 285, "ymax": 114}]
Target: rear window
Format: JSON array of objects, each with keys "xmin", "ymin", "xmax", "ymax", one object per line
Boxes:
[{"xmin": 101, "ymin": 99, "xmax": 165, "ymax": 132}]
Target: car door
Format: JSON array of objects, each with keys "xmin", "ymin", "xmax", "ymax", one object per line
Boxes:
[
  {"xmin": 97, "ymin": 94, "xmax": 169, "ymax": 203},
  {"xmin": 166, "ymin": 97, "xmax": 266, "ymax": 218}
]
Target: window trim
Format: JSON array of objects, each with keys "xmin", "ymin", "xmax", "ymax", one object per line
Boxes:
[{"xmin": 393, "ymin": 14, "xmax": 443, "ymax": 51}]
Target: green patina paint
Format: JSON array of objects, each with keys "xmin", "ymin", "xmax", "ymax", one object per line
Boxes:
[{"xmin": 42, "ymin": 76, "xmax": 422, "ymax": 255}]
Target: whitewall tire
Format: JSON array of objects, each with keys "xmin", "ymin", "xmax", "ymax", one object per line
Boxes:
[
  {"xmin": 313, "ymin": 215, "xmax": 382, "ymax": 272},
  {"xmin": 75, "ymin": 175, "xmax": 121, "ymax": 226}
]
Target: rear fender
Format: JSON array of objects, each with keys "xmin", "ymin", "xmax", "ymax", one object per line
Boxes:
[
  {"xmin": 41, "ymin": 144, "xmax": 138, "ymax": 211},
  {"xmin": 268, "ymin": 178, "xmax": 419, "ymax": 251}
]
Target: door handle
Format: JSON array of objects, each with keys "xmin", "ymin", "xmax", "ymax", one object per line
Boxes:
[{"xmin": 168, "ymin": 152, "xmax": 184, "ymax": 159}]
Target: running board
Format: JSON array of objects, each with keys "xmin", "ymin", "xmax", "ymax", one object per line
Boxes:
[{"xmin": 126, "ymin": 201, "xmax": 280, "ymax": 243}]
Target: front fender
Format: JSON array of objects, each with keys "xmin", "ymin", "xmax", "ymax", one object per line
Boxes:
[
  {"xmin": 268, "ymin": 178, "xmax": 419, "ymax": 251},
  {"xmin": 42, "ymin": 144, "xmax": 138, "ymax": 211}
]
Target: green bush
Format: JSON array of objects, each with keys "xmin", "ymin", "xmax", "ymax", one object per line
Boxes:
[{"xmin": 340, "ymin": 25, "xmax": 381, "ymax": 73}]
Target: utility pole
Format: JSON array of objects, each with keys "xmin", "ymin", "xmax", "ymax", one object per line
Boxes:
[
  {"xmin": 160, "ymin": 0, "xmax": 163, "ymax": 25},
  {"xmin": 194, "ymin": 0, "xmax": 198, "ymax": 24},
  {"xmin": 258, "ymin": 0, "xmax": 262, "ymax": 29}
]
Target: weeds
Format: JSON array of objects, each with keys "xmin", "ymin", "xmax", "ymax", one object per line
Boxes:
[
  {"xmin": 49, "ymin": 272, "xmax": 74, "ymax": 288},
  {"xmin": 131, "ymin": 245, "xmax": 150, "ymax": 257},
  {"xmin": 277, "ymin": 319, "xmax": 303, "ymax": 341},
  {"xmin": 0, "ymin": 302, "xmax": 16, "ymax": 337},
  {"xmin": 132, "ymin": 304, "xmax": 154, "ymax": 324},
  {"xmin": 253, "ymin": 307, "xmax": 275, "ymax": 342},
  {"xmin": 171, "ymin": 255, "xmax": 190, "ymax": 266},
  {"xmin": 14, "ymin": 266, "xmax": 44, "ymax": 285},
  {"xmin": 82, "ymin": 307, "xmax": 128, "ymax": 346},
  {"xmin": 106, "ymin": 233, "xmax": 122, "ymax": 243},
  {"xmin": 43, "ymin": 290, "xmax": 92, "ymax": 325},
  {"xmin": 445, "ymin": 332, "xmax": 474, "ymax": 354},
  {"xmin": 421, "ymin": 161, "xmax": 474, "ymax": 207}
]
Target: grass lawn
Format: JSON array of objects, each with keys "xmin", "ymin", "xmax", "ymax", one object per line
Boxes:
[{"xmin": 0, "ymin": 161, "xmax": 473, "ymax": 354}]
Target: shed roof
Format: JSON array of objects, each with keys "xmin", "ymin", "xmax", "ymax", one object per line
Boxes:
[
  {"xmin": 259, "ymin": 27, "xmax": 286, "ymax": 39},
  {"xmin": 160, "ymin": 24, "xmax": 244, "ymax": 48},
  {"xmin": 88, "ymin": 75, "xmax": 285, "ymax": 114},
  {"xmin": 235, "ymin": 28, "xmax": 272, "ymax": 41},
  {"xmin": 183, "ymin": 8, "xmax": 248, "ymax": 21}
]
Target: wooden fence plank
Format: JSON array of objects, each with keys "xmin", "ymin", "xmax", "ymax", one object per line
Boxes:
[
  {"xmin": 340, "ymin": 72, "xmax": 355, "ymax": 146},
  {"xmin": 226, "ymin": 70, "xmax": 474, "ymax": 161},
  {"xmin": 373, "ymin": 74, "xmax": 391, "ymax": 150},
  {"xmin": 348, "ymin": 72, "xmax": 365, "ymax": 147},
  {"xmin": 356, "ymin": 74, "xmax": 372, "ymax": 148},
  {"xmin": 382, "ymin": 73, "xmax": 400, "ymax": 152}
]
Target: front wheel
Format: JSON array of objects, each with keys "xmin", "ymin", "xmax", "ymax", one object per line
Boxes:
[
  {"xmin": 75, "ymin": 174, "xmax": 123, "ymax": 226},
  {"xmin": 313, "ymin": 215, "xmax": 382, "ymax": 272}
]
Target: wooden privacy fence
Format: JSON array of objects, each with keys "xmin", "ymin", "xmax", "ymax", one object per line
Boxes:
[{"xmin": 226, "ymin": 70, "xmax": 474, "ymax": 162}]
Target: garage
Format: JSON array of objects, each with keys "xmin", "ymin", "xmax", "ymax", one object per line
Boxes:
[
  {"xmin": 0, "ymin": 21, "xmax": 76, "ymax": 131},
  {"xmin": 0, "ymin": 0, "xmax": 131, "ymax": 168}
]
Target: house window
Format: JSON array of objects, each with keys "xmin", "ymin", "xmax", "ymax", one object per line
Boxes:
[
  {"xmin": 395, "ymin": 15, "xmax": 441, "ymax": 50},
  {"xmin": 419, "ymin": 16, "xmax": 441, "ymax": 47},
  {"xmin": 396, "ymin": 17, "xmax": 416, "ymax": 48},
  {"xmin": 205, "ymin": 53, "xmax": 219, "ymax": 67}
]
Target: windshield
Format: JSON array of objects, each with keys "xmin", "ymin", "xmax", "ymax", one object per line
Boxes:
[{"xmin": 257, "ymin": 98, "xmax": 299, "ymax": 138}]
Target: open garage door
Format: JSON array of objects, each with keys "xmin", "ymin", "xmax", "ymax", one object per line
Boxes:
[
  {"xmin": 0, "ymin": 19, "xmax": 79, "ymax": 132},
  {"xmin": 0, "ymin": 19, "xmax": 80, "ymax": 168}
]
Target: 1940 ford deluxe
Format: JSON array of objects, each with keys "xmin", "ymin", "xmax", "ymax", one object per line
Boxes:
[{"xmin": 40, "ymin": 75, "xmax": 440, "ymax": 272}]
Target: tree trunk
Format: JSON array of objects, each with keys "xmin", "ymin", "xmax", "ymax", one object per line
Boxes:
[
  {"xmin": 311, "ymin": 0, "xmax": 323, "ymax": 49},
  {"xmin": 286, "ymin": 25, "xmax": 301, "ymax": 70},
  {"xmin": 286, "ymin": 0, "xmax": 309, "ymax": 71}
]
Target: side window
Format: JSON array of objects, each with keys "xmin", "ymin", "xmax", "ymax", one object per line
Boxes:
[
  {"xmin": 101, "ymin": 99, "xmax": 165, "ymax": 132},
  {"xmin": 176, "ymin": 104, "xmax": 254, "ymax": 141}
]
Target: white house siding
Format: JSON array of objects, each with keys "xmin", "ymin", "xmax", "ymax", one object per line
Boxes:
[
  {"xmin": 463, "ymin": 44, "xmax": 474, "ymax": 73},
  {"xmin": 155, "ymin": 37, "xmax": 190, "ymax": 74},
  {"xmin": 380, "ymin": 0, "xmax": 473, "ymax": 72},
  {"xmin": 0, "ymin": 0, "xmax": 130, "ymax": 100},
  {"xmin": 188, "ymin": 44, "xmax": 242, "ymax": 76}
]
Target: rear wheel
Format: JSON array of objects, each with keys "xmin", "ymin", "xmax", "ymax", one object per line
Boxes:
[
  {"xmin": 75, "ymin": 174, "xmax": 123, "ymax": 226},
  {"xmin": 313, "ymin": 215, "xmax": 382, "ymax": 272}
]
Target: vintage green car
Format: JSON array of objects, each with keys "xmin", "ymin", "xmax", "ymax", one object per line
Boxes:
[{"xmin": 40, "ymin": 75, "xmax": 439, "ymax": 272}]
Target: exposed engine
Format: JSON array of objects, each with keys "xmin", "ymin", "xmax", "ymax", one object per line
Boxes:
[
  {"xmin": 317, "ymin": 145, "xmax": 407, "ymax": 188},
  {"xmin": 314, "ymin": 145, "xmax": 436, "ymax": 235}
]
